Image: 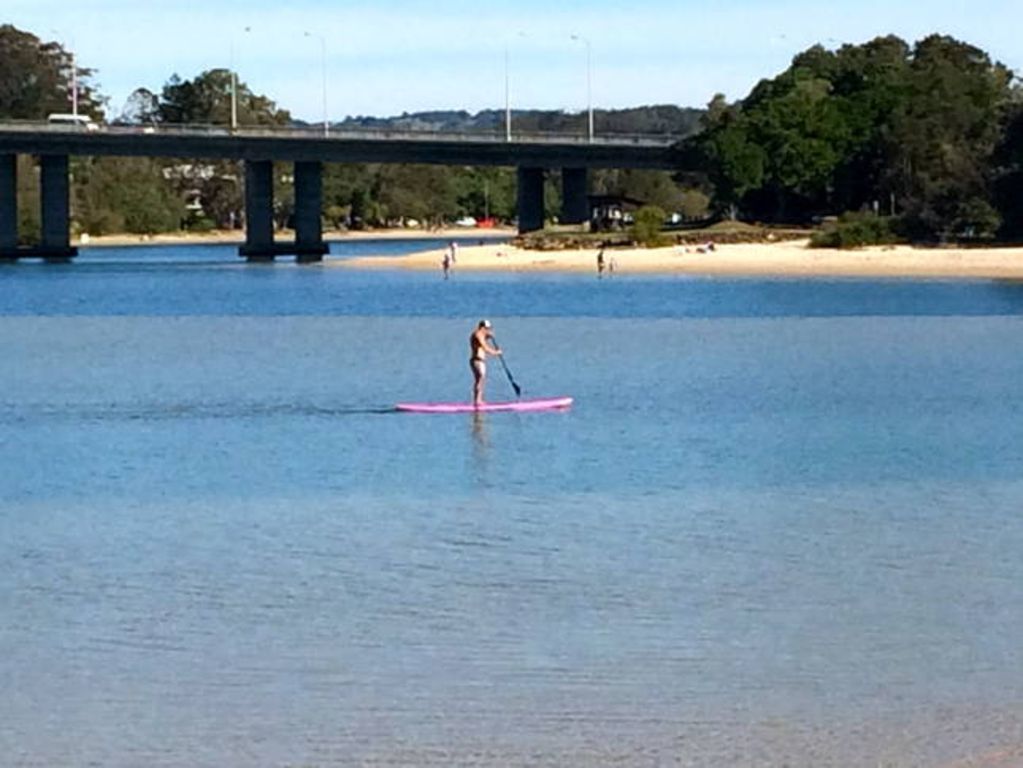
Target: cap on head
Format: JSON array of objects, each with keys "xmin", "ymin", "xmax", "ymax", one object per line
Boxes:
[{"xmin": 479, "ymin": 319, "xmax": 492, "ymax": 329}]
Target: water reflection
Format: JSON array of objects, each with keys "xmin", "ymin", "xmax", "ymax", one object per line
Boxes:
[
  {"xmin": 470, "ymin": 411, "xmax": 490, "ymax": 484},
  {"xmin": 8, "ymin": 311, "xmax": 1023, "ymax": 765}
]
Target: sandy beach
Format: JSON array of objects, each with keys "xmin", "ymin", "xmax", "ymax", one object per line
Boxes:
[
  {"xmin": 74, "ymin": 226, "xmax": 515, "ymax": 247},
  {"xmin": 71, "ymin": 228, "xmax": 1023, "ymax": 279},
  {"xmin": 339, "ymin": 238, "xmax": 1023, "ymax": 279}
]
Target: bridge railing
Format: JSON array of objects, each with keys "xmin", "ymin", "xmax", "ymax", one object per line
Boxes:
[{"xmin": 0, "ymin": 119, "xmax": 679, "ymax": 147}]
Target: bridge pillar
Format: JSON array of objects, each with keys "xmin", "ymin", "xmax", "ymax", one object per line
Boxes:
[
  {"xmin": 561, "ymin": 167, "xmax": 589, "ymax": 226},
  {"xmin": 293, "ymin": 161, "xmax": 327, "ymax": 263},
  {"xmin": 516, "ymin": 167, "xmax": 545, "ymax": 234},
  {"xmin": 39, "ymin": 154, "xmax": 77, "ymax": 260},
  {"xmin": 0, "ymin": 154, "xmax": 16, "ymax": 258},
  {"xmin": 241, "ymin": 160, "xmax": 275, "ymax": 260}
]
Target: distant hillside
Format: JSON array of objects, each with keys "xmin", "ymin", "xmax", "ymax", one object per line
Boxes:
[{"xmin": 295, "ymin": 106, "xmax": 704, "ymax": 137}]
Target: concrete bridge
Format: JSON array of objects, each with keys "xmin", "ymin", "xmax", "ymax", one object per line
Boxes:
[{"xmin": 0, "ymin": 122, "xmax": 681, "ymax": 261}]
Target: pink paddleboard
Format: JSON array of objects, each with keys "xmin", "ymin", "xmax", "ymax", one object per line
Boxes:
[{"xmin": 395, "ymin": 396, "xmax": 573, "ymax": 414}]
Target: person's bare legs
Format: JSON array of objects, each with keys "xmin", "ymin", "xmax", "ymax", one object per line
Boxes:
[{"xmin": 472, "ymin": 360, "xmax": 485, "ymax": 406}]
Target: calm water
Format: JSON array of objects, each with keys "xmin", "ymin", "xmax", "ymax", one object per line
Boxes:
[{"xmin": 4, "ymin": 241, "xmax": 1023, "ymax": 766}]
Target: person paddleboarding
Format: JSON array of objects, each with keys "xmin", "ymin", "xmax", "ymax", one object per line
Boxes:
[
  {"xmin": 394, "ymin": 321, "xmax": 573, "ymax": 414},
  {"xmin": 470, "ymin": 319, "xmax": 502, "ymax": 406}
]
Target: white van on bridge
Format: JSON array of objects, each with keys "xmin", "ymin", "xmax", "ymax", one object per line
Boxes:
[{"xmin": 47, "ymin": 113, "xmax": 98, "ymax": 131}]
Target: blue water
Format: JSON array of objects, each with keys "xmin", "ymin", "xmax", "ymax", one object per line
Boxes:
[
  {"xmin": 4, "ymin": 238, "xmax": 1023, "ymax": 318},
  {"xmin": 4, "ymin": 242, "xmax": 1023, "ymax": 766}
]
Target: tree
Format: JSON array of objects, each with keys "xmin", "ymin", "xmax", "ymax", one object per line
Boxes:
[
  {"xmin": 155, "ymin": 70, "xmax": 291, "ymax": 230},
  {"xmin": 679, "ymin": 189, "xmax": 710, "ymax": 220},
  {"xmin": 74, "ymin": 157, "xmax": 185, "ymax": 235},
  {"xmin": 349, "ymin": 186, "xmax": 371, "ymax": 228},
  {"xmin": 824, "ymin": 36, "xmax": 912, "ymax": 214},
  {"xmin": 994, "ymin": 94, "xmax": 1023, "ymax": 239},
  {"xmin": 886, "ymin": 35, "xmax": 1011, "ymax": 239},
  {"xmin": 453, "ymin": 167, "xmax": 516, "ymax": 221},
  {"xmin": 322, "ymin": 163, "xmax": 375, "ymax": 228},
  {"xmin": 592, "ymin": 169, "xmax": 685, "ymax": 213},
  {"xmin": 631, "ymin": 205, "xmax": 669, "ymax": 247},
  {"xmin": 196, "ymin": 174, "xmax": 243, "ymax": 229},
  {"xmin": 0, "ymin": 24, "xmax": 103, "ymax": 120},
  {"xmin": 118, "ymin": 88, "xmax": 159, "ymax": 125},
  {"xmin": 686, "ymin": 34, "xmax": 1015, "ymax": 238},
  {"xmin": 16, "ymin": 155, "xmax": 40, "ymax": 244},
  {"xmin": 374, "ymin": 165, "xmax": 459, "ymax": 225},
  {"xmin": 689, "ymin": 97, "xmax": 765, "ymax": 217},
  {"xmin": 157, "ymin": 69, "xmax": 290, "ymax": 127}
]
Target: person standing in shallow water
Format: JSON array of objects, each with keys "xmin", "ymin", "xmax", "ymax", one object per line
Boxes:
[{"xmin": 470, "ymin": 319, "xmax": 502, "ymax": 406}]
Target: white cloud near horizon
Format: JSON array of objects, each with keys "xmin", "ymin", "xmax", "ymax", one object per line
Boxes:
[{"xmin": 6, "ymin": 0, "xmax": 1022, "ymax": 121}]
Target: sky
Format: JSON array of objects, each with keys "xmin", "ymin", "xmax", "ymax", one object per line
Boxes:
[{"xmin": 6, "ymin": 0, "xmax": 1022, "ymax": 123}]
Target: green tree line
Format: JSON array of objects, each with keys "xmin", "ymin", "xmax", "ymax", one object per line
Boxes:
[
  {"xmin": 1, "ymin": 23, "xmax": 704, "ymax": 239},
  {"xmin": 4, "ymin": 23, "xmax": 1020, "ymax": 242},
  {"xmin": 685, "ymin": 34, "xmax": 1023, "ymax": 241}
]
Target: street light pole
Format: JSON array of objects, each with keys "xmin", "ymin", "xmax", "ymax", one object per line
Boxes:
[
  {"xmin": 504, "ymin": 45, "xmax": 511, "ymax": 142},
  {"xmin": 305, "ymin": 32, "xmax": 329, "ymax": 136},
  {"xmin": 230, "ymin": 65, "xmax": 237, "ymax": 131},
  {"xmin": 503, "ymin": 32, "xmax": 528, "ymax": 143},
  {"xmin": 230, "ymin": 43, "xmax": 238, "ymax": 131},
  {"xmin": 51, "ymin": 30, "xmax": 79, "ymax": 117},
  {"xmin": 230, "ymin": 26, "xmax": 251, "ymax": 132},
  {"xmin": 71, "ymin": 50, "xmax": 79, "ymax": 118},
  {"xmin": 570, "ymin": 34, "xmax": 593, "ymax": 143},
  {"xmin": 320, "ymin": 36, "xmax": 328, "ymax": 136}
]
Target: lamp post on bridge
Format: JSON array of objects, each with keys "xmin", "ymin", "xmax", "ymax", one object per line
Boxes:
[
  {"xmin": 503, "ymin": 32, "xmax": 527, "ymax": 143},
  {"xmin": 49, "ymin": 30, "xmax": 78, "ymax": 118},
  {"xmin": 70, "ymin": 51, "xmax": 78, "ymax": 118},
  {"xmin": 504, "ymin": 45, "xmax": 511, "ymax": 142},
  {"xmin": 569, "ymin": 34, "xmax": 593, "ymax": 143},
  {"xmin": 304, "ymin": 31, "xmax": 329, "ymax": 137},
  {"xmin": 230, "ymin": 26, "xmax": 252, "ymax": 132}
]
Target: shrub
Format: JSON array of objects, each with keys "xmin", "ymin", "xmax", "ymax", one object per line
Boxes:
[
  {"xmin": 185, "ymin": 215, "xmax": 216, "ymax": 233},
  {"xmin": 630, "ymin": 205, "xmax": 670, "ymax": 247},
  {"xmin": 810, "ymin": 212, "xmax": 900, "ymax": 248},
  {"xmin": 78, "ymin": 209, "xmax": 124, "ymax": 236},
  {"xmin": 680, "ymin": 189, "xmax": 711, "ymax": 220},
  {"xmin": 324, "ymin": 204, "xmax": 348, "ymax": 230}
]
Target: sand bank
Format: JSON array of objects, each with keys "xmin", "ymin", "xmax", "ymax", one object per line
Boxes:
[
  {"xmin": 74, "ymin": 227, "xmax": 514, "ymax": 248},
  {"xmin": 339, "ymin": 239, "xmax": 1023, "ymax": 279}
]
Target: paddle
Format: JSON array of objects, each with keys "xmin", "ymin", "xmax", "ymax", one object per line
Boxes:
[{"xmin": 491, "ymin": 338, "xmax": 522, "ymax": 398}]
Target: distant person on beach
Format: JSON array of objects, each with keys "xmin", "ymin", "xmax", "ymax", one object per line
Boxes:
[
  {"xmin": 449, "ymin": 241, "xmax": 459, "ymax": 264},
  {"xmin": 442, "ymin": 249, "xmax": 452, "ymax": 279},
  {"xmin": 470, "ymin": 319, "xmax": 502, "ymax": 406},
  {"xmin": 596, "ymin": 246, "xmax": 606, "ymax": 277},
  {"xmin": 608, "ymin": 254, "xmax": 617, "ymax": 275}
]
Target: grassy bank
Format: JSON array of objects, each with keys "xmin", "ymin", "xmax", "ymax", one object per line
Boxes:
[{"xmin": 515, "ymin": 221, "xmax": 811, "ymax": 251}]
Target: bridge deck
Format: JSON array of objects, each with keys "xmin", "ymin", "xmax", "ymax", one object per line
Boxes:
[{"xmin": 0, "ymin": 123, "xmax": 680, "ymax": 170}]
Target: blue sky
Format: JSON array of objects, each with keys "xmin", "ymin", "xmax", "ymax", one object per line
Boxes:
[{"xmin": 7, "ymin": 0, "xmax": 1021, "ymax": 122}]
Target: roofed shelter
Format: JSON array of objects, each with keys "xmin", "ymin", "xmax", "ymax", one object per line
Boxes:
[{"xmin": 588, "ymin": 193, "xmax": 646, "ymax": 232}]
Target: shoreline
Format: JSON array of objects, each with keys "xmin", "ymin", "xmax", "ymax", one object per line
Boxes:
[
  {"xmin": 337, "ymin": 239, "xmax": 1023, "ymax": 279},
  {"xmin": 65, "ymin": 229, "xmax": 1023, "ymax": 279},
  {"xmin": 73, "ymin": 227, "xmax": 515, "ymax": 248}
]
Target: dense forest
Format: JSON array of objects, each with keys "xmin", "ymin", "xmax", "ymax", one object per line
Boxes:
[
  {"xmin": 2, "ymin": 23, "xmax": 1021, "ymax": 242},
  {"xmin": 685, "ymin": 34, "xmax": 1023, "ymax": 241}
]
